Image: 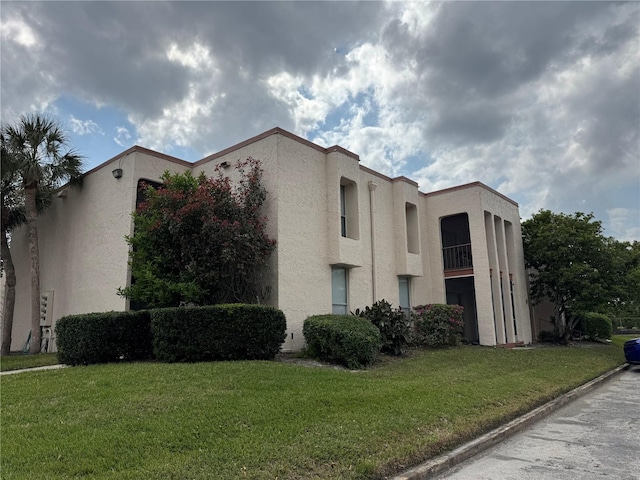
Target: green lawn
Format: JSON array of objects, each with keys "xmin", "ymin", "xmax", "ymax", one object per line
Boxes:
[
  {"xmin": 1, "ymin": 339, "xmax": 630, "ymax": 480},
  {"xmin": 0, "ymin": 353, "xmax": 59, "ymax": 372}
]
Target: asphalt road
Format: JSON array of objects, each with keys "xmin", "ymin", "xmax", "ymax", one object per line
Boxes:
[{"xmin": 433, "ymin": 365, "xmax": 640, "ymax": 480}]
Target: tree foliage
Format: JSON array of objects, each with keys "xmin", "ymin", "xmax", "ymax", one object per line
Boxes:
[
  {"xmin": 119, "ymin": 158, "xmax": 276, "ymax": 308},
  {"xmin": 522, "ymin": 210, "xmax": 637, "ymax": 341},
  {"xmin": 603, "ymin": 239, "xmax": 640, "ymax": 319}
]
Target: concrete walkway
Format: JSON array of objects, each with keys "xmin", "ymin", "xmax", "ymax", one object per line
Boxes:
[
  {"xmin": 392, "ymin": 364, "xmax": 631, "ymax": 480},
  {"xmin": 430, "ymin": 365, "xmax": 639, "ymax": 479},
  {"xmin": 0, "ymin": 364, "xmax": 67, "ymax": 375}
]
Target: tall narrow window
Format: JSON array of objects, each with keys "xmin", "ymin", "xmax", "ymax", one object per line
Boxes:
[
  {"xmin": 340, "ymin": 185, "xmax": 347, "ymax": 237},
  {"xmin": 398, "ymin": 276, "xmax": 411, "ymax": 317},
  {"xmin": 339, "ymin": 178, "xmax": 359, "ymax": 239},
  {"xmin": 405, "ymin": 202, "xmax": 419, "ymax": 254},
  {"xmin": 332, "ymin": 267, "xmax": 348, "ymax": 314}
]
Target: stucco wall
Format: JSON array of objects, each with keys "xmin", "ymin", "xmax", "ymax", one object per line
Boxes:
[{"xmin": 9, "ymin": 151, "xmax": 189, "ymax": 351}]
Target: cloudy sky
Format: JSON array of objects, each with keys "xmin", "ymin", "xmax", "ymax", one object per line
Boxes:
[{"xmin": 2, "ymin": 1, "xmax": 639, "ymax": 240}]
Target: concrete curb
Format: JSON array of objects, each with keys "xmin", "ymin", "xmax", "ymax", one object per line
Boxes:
[
  {"xmin": 0, "ymin": 364, "xmax": 67, "ymax": 375},
  {"xmin": 391, "ymin": 364, "xmax": 630, "ymax": 480}
]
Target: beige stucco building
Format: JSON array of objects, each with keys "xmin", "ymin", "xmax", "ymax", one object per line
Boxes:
[{"xmin": 6, "ymin": 127, "xmax": 532, "ymax": 352}]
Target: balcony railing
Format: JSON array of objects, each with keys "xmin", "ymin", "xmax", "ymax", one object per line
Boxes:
[{"xmin": 443, "ymin": 243, "xmax": 473, "ymax": 271}]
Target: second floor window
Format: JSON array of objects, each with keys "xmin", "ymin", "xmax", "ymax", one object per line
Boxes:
[
  {"xmin": 340, "ymin": 185, "xmax": 347, "ymax": 237},
  {"xmin": 339, "ymin": 178, "xmax": 359, "ymax": 239}
]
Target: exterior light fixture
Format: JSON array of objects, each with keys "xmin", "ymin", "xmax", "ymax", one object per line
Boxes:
[
  {"xmin": 112, "ymin": 168, "xmax": 123, "ymax": 179},
  {"xmin": 219, "ymin": 161, "xmax": 230, "ymax": 169}
]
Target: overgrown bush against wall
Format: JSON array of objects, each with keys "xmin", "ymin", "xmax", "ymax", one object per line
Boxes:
[
  {"xmin": 119, "ymin": 159, "xmax": 276, "ymax": 308},
  {"xmin": 413, "ymin": 304, "xmax": 464, "ymax": 348},
  {"xmin": 55, "ymin": 311, "xmax": 153, "ymax": 366},
  {"xmin": 580, "ymin": 312, "xmax": 613, "ymax": 340},
  {"xmin": 151, "ymin": 304, "xmax": 286, "ymax": 362},
  {"xmin": 354, "ymin": 300, "xmax": 411, "ymax": 356},
  {"xmin": 303, "ymin": 315, "xmax": 382, "ymax": 369}
]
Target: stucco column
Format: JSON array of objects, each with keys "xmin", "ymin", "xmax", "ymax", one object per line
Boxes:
[
  {"xmin": 485, "ymin": 211, "xmax": 505, "ymax": 344},
  {"xmin": 468, "ymin": 208, "xmax": 496, "ymax": 346},
  {"xmin": 495, "ymin": 217, "xmax": 515, "ymax": 343},
  {"xmin": 368, "ymin": 181, "xmax": 378, "ymax": 303}
]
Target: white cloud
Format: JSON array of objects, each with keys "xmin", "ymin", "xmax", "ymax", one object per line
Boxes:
[
  {"xmin": 607, "ymin": 208, "xmax": 640, "ymax": 243},
  {"xmin": 68, "ymin": 115, "xmax": 103, "ymax": 136},
  {"xmin": 166, "ymin": 42, "xmax": 213, "ymax": 70},
  {"xmin": 266, "ymin": 41, "xmax": 424, "ymax": 176},
  {"xmin": 1, "ymin": 17, "xmax": 38, "ymax": 48},
  {"xmin": 114, "ymin": 126, "xmax": 132, "ymax": 147}
]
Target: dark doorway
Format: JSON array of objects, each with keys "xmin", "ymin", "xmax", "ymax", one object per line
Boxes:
[{"xmin": 445, "ymin": 276, "xmax": 479, "ymax": 344}]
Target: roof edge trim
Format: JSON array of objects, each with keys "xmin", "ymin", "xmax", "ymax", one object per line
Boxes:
[{"xmin": 423, "ymin": 181, "xmax": 519, "ymax": 207}]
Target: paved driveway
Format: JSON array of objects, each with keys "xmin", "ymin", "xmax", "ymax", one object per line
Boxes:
[{"xmin": 433, "ymin": 365, "xmax": 640, "ymax": 480}]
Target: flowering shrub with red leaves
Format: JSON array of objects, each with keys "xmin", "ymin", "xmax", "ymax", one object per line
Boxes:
[
  {"xmin": 118, "ymin": 158, "xmax": 276, "ymax": 308},
  {"xmin": 413, "ymin": 304, "xmax": 464, "ymax": 347}
]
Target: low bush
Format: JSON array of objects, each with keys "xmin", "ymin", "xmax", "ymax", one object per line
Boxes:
[
  {"xmin": 413, "ymin": 304, "xmax": 464, "ymax": 348},
  {"xmin": 354, "ymin": 300, "xmax": 412, "ymax": 356},
  {"xmin": 537, "ymin": 330, "xmax": 561, "ymax": 343},
  {"xmin": 582, "ymin": 312, "xmax": 613, "ymax": 340},
  {"xmin": 151, "ymin": 304, "xmax": 286, "ymax": 362},
  {"xmin": 55, "ymin": 310, "xmax": 153, "ymax": 366},
  {"xmin": 303, "ymin": 315, "xmax": 382, "ymax": 369}
]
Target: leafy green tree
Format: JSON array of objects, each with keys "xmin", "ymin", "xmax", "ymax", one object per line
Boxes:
[
  {"xmin": 1, "ymin": 114, "xmax": 83, "ymax": 354},
  {"xmin": 522, "ymin": 210, "xmax": 614, "ymax": 342},
  {"xmin": 603, "ymin": 239, "xmax": 640, "ymax": 320},
  {"xmin": 119, "ymin": 158, "xmax": 276, "ymax": 308}
]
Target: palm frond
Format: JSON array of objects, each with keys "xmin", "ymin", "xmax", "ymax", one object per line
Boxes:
[{"xmin": 1, "ymin": 113, "xmax": 85, "ymax": 228}]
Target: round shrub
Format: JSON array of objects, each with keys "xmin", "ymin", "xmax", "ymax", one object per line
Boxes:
[
  {"xmin": 303, "ymin": 315, "xmax": 382, "ymax": 369},
  {"xmin": 413, "ymin": 304, "xmax": 464, "ymax": 348},
  {"xmin": 582, "ymin": 312, "xmax": 612, "ymax": 340}
]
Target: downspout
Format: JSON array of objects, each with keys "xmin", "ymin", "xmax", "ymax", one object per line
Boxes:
[{"xmin": 368, "ymin": 181, "xmax": 378, "ymax": 303}]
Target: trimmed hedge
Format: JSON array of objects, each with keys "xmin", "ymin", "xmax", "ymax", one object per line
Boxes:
[
  {"xmin": 56, "ymin": 310, "xmax": 153, "ymax": 366},
  {"xmin": 151, "ymin": 304, "xmax": 286, "ymax": 362},
  {"xmin": 582, "ymin": 312, "xmax": 613, "ymax": 340},
  {"xmin": 303, "ymin": 315, "xmax": 382, "ymax": 369},
  {"xmin": 55, "ymin": 304, "xmax": 286, "ymax": 365}
]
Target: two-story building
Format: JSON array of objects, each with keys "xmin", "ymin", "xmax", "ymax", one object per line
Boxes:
[{"xmin": 6, "ymin": 127, "xmax": 532, "ymax": 352}]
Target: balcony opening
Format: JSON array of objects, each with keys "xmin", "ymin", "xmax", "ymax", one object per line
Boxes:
[{"xmin": 441, "ymin": 213, "xmax": 472, "ymax": 272}]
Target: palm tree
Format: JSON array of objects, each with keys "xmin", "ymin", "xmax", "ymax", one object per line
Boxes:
[
  {"xmin": 2, "ymin": 114, "xmax": 83, "ymax": 354},
  {"xmin": 1, "ymin": 139, "xmax": 22, "ymax": 355}
]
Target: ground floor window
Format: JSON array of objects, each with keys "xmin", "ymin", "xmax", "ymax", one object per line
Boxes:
[
  {"xmin": 331, "ymin": 267, "xmax": 348, "ymax": 314},
  {"xmin": 398, "ymin": 276, "xmax": 411, "ymax": 317}
]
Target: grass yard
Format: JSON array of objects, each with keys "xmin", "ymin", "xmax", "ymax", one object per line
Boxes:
[
  {"xmin": 1, "ymin": 338, "xmax": 630, "ymax": 480},
  {"xmin": 0, "ymin": 353, "xmax": 59, "ymax": 372}
]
